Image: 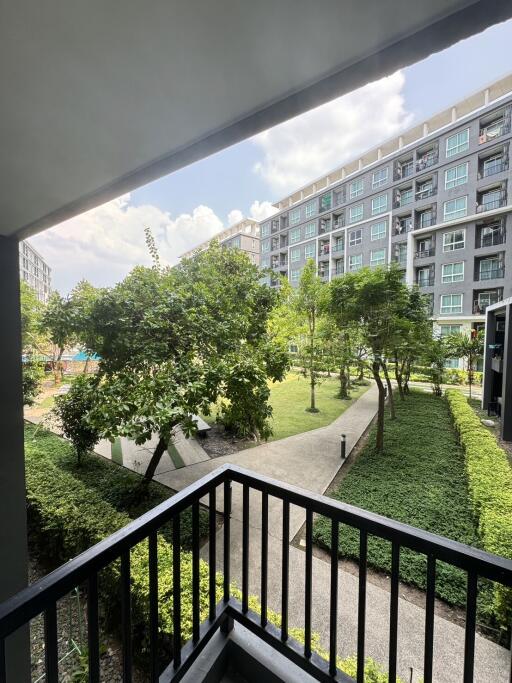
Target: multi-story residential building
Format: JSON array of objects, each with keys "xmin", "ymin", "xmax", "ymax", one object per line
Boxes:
[
  {"xmin": 180, "ymin": 218, "xmax": 260, "ymax": 265},
  {"xmin": 18, "ymin": 240, "xmax": 51, "ymax": 303},
  {"xmin": 260, "ymin": 74, "xmax": 512, "ymax": 367}
]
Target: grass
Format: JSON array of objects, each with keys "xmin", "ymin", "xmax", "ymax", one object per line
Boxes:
[
  {"xmin": 24, "ymin": 423, "xmax": 209, "ymax": 548},
  {"xmin": 313, "ymin": 390, "xmax": 482, "ymax": 610}
]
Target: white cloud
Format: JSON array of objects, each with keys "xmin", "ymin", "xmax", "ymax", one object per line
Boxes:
[
  {"xmin": 227, "ymin": 209, "xmax": 244, "ymax": 225},
  {"xmin": 252, "ymin": 71, "xmax": 413, "ymax": 194},
  {"xmin": 31, "ymin": 194, "xmax": 224, "ymax": 293}
]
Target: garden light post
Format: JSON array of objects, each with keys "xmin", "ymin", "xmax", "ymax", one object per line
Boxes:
[{"xmin": 341, "ymin": 434, "xmax": 346, "ymax": 460}]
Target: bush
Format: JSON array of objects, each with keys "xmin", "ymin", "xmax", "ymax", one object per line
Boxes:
[
  {"xmin": 22, "ymin": 358, "xmax": 44, "ymax": 406},
  {"xmin": 53, "ymin": 375, "xmax": 101, "ymax": 464},
  {"xmin": 445, "ymin": 390, "xmax": 512, "ymax": 631}
]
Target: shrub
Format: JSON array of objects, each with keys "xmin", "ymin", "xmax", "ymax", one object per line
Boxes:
[
  {"xmin": 53, "ymin": 375, "xmax": 101, "ymax": 464},
  {"xmin": 445, "ymin": 390, "xmax": 512, "ymax": 631},
  {"xmin": 22, "ymin": 358, "xmax": 44, "ymax": 406}
]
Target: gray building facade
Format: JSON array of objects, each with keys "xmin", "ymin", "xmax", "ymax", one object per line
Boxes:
[
  {"xmin": 260, "ymin": 75, "xmax": 512, "ymax": 367},
  {"xmin": 18, "ymin": 240, "xmax": 51, "ymax": 303},
  {"xmin": 181, "ymin": 218, "xmax": 260, "ymax": 265}
]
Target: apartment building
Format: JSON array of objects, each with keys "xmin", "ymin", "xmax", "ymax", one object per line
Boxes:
[
  {"xmin": 18, "ymin": 240, "xmax": 51, "ymax": 303},
  {"xmin": 260, "ymin": 75, "xmax": 512, "ymax": 366},
  {"xmin": 180, "ymin": 218, "xmax": 260, "ymax": 265}
]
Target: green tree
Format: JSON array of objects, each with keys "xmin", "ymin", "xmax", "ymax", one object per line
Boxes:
[
  {"xmin": 41, "ymin": 291, "xmax": 78, "ymax": 383},
  {"xmin": 20, "ymin": 281, "xmax": 47, "ymax": 405},
  {"xmin": 293, "ymin": 260, "xmax": 328, "ymax": 413},
  {"xmin": 423, "ymin": 336, "xmax": 449, "ymax": 396},
  {"xmin": 446, "ymin": 330, "xmax": 484, "ymax": 398},
  {"xmin": 54, "ymin": 375, "xmax": 100, "ymax": 464}
]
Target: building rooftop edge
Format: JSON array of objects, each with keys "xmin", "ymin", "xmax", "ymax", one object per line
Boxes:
[{"xmin": 179, "ymin": 217, "xmax": 259, "ymax": 259}]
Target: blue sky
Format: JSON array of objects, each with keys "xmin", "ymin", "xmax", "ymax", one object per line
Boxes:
[{"xmin": 33, "ymin": 18, "xmax": 512, "ymax": 294}]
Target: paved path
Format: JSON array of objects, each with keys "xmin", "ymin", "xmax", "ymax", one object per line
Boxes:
[{"xmin": 153, "ymin": 385, "xmax": 509, "ymax": 682}]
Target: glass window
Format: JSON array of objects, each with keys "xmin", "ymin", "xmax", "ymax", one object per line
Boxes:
[
  {"xmin": 305, "ymin": 201, "xmax": 316, "ymax": 218},
  {"xmin": 419, "ymin": 209, "xmax": 434, "ymax": 229},
  {"xmin": 446, "ymin": 129, "xmax": 469, "ymax": 157},
  {"xmin": 398, "ymin": 188, "xmax": 413, "ymax": 206},
  {"xmin": 290, "ymin": 228, "xmax": 301, "ymax": 243},
  {"xmin": 370, "ymin": 249, "xmax": 386, "ymax": 267},
  {"xmin": 291, "ymin": 247, "xmax": 301, "ymax": 262},
  {"xmin": 320, "ymin": 193, "xmax": 332, "ymax": 212},
  {"xmin": 304, "ymin": 222, "xmax": 316, "ymax": 239},
  {"xmin": 443, "ymin": 229, "xmax": 465, "ymax": 251},
  {"xmin": 349, "ymin": 178, "xmax": 364, "ymax": 199},
  {"xmin": 290, "ymin": 208, "xmax": 301, "ymax": 225},
  {"xmin": 349, "ymin": 204, "xmax": 364, "ymax": 223},
  {"xmin": 348, "ymin": 254, "xmax": 363, "ymax": 271},
  {"xmin": 442, "ymin": 262, "xmax": 464, "ymax": 283},
  {"xmin": 445, "ymin": 162, "xmax": 468, "ymax": 189},
  {"xmin": 440, "ymin": 294, "xmax": 463, "ymax": 314},
  {"xmin": 304, "ymin": 243, "xmax": 315, "ymax": 259},
  {"xmin": 261, "ymin": 222, "xmax": 270, "ymax": 237},
  {"xmin": 444, "ymin": 358, "xmax": 460, "ymax": 369},
  {"xmin": 261, "ymin": 256, "xmax": 270, "ymax": 268},
  {"xmin": 261, "ymin": 239, "xmax": 270, "ymax": 253},
  {"xmin": 443, "ymin": 196, "xmax": 467, "ymax": 221},
  {"xmin": 371, "ymin": 194, "xmax": 388, "ymax": 216},
  {"xmin": 349, "ymin": 229, "xmax": 362, "ymax": 246},
  {"xmin": 371, "ymin": 221, "xmax": 387, "ymax": 241},
  {"xmin": 372, "ymin": 167, "xmax": 389, "ymax": 188},
  {"xmin": 439, "ymin": 324, "xmax": 462, "ymax": 337},
  {"xmin": 290, "ymin": 269, "xmax": 300, "ymax": 282}
]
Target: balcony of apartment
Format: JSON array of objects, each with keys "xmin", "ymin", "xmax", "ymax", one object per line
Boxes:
[
  {"xmin": 415, "ymin": 143, "xmax": 439, "ymax": 173},
  {"xmin": 474, "ymin": 254, "xmax": 505, "ymax": 281},
  {"xmin": 415, "ymin": 206, "xmax": 436, "ymax": 230},
  {"xmin": 476, "ymin": 184, "xmax": 507, "ymax": 213},
  {"xmin": 317, "ymin": 265, "xmax": 329, "ymax": 280},
  {"xmin": 271, "ymin": 219, "xmax": 280, "ymax": 234},
  {"xmin": 332, "ymin": 211, "xmax": 345, "ymax": 229},
  {"xmin": 478, "ymin": 107, "xmax": 511, "ymax": 144},
  {"xmin": 280, "ymin": 234, "xmax": 289, "ymax": 249},
  {"xmin": 271, "ymin": 237, "xmax": 279, "ymax": 251},
  {"xmin": 332, "ymin": 238, "xmax": 344, "ymax": 254},
  {"xmin": 477, "ymin": 147, "xmax": 509, "ymax": 179},
  {"xmin": 393, "ymin": 187, "xmax": 413, "ymax": 210},
  {"xmin": 473, "ymin": 288, "xmax": 504, "ymax": 314},
  {"xmin": 475, "ymin": 220, "xmax": 506, "ymax": 248},
  {"xmin": 414, "ymin": 175, "xmax": 437, "ymax": 202},
  {"xmin": 280, "ymin": 215, "xmax": 289, "ymax": 230},
  {"xmin": 392, "ymin": 214, "xmax": 413, "ymax": 236},
  {"xmin": 393, "ymin": 157, "xmax": 414, "ymax": 181},
  {"xmin": 332, "ymin": 187, "xmax": 345, "ymax": 207},
  {"xmin": 332, "ymin": 259, "xmax": 344, "ymax": 277},
  {"xmin": 414, "ymin": 237, "xmax": 435, "ymax": 259},
  {"xmin": 416, "ymin": 267, "xmax": 435, "ymax": 287},
  {"xmin": 318, "ymin": 241, "xmax": 330, "ymax": 260},
  {"xmin": 318, "ymin": 218, "xmax": 331, "ymax": 235}
]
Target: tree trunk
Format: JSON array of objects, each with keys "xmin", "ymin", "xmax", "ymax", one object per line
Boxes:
[
  {"xmin": 307, "ymin": 313, "xmax": 319, "ymax": 412},
  {"xmin": 372, "ymin": 360, "xmax": 385, "ymax": 452},
  {"xmin": 403, "ymin": 360, "xmax": 411, "ymax": 394},
  {"xmin": 83, "ymin": 357, "xmax": 90, "ymax": 375},
  {"xmin": 357, "ymin": 364, "xmax": 364, "ymax": 383},
  {"xmin": 144, "ymin": 436, "xmax": 168, "ymax": 481},
  {"xmin": 394, "ymin": 355, "xmax": 404, "ymax": 400},
  {"xmin": 338, "ymin": 365, "xmax": 349, "ymax": 399},
  {"xmin": 382, "ymin": 362, "xmax": 396, "ymax": 420}
]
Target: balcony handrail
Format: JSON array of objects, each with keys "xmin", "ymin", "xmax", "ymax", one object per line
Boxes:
[{"xmin": 1, "ymin": 463, "xmax": 512, "ymax": 682}]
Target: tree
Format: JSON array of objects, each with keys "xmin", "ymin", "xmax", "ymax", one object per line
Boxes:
[
  {"xmin": 41, "ymin": 292, "xmax": 77, "ymax": 383},
  {"xmin": 446, "ymin": 330, "xmax": 484, "ymax": 398},
  {"xmin": 423, "ymin": 336, "xmax": 449, "ymax": 397},
  {"xmin": 54, "ymin": 375, "xmax": 101, "ymax": 464},
  {"xmin": 329, "ymin": 265, "xmax": 410, "ymax": 451},
  {"xmin": 293, "ymin": 260, "xmax": 328, "ymax": 413},
  {"xmin": 20, "ymin": 281, "xmax": 47, "ymax": 405}
]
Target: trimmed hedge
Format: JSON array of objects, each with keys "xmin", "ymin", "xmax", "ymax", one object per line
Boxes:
[{"xmin": 446, "ymin": 390, "xmax": 512, "ymax": 630}]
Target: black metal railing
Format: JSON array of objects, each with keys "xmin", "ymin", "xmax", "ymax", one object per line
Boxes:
[
  {"xmin": 478, "ymin": 159, "xmax": 508, "ymax": 179},
  {"xmin": 416, "ymin": 152, "xmax": 438, "ymax": 173},
  {"xmin": 417, "ymin": 276, "xmax": 435, "ymax": 287},
  {"xmin": 415, "ymin": 248, "xmax": 435, "ymax": 259},
  {"xmin": 476, "ymin": 196, "xmax": 507, "ymax": 213},
  {"xmin": 475, "ymin": 265, "xmax": 505, "ymax": 281},
  {"xmin": 1, "ymin": 464, "xmax": 511, "ymax": 683},
  {"xmin": 476, "ymin": 229, "xmax": 506, "ymax": 248}
]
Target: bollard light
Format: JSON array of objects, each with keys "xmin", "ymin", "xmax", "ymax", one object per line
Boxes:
[{"xmin": 341, "ymin": 434, "xmax": 346, "ymax": 460}]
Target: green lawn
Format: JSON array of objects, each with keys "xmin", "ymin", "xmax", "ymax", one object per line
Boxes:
[
  {"xmin": 266, "ymin": 373, "xmax": 370, "ymax": 441},
  {"xmin": 313, "ymin": 391, "xmax": 482, "ymax": 610}
]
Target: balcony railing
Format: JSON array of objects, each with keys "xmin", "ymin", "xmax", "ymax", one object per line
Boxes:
[
  {"xmin": 476, "ymin": 229, "xmax": 506, "ymax": 248},
  {"xmin": 416, "ymin": 214, "xmax": 435, "ymax": 229},
  {"xmin": 414, "ymin": 248, "xmax": 435, "ymax": 258},
  {"xmin": 416, "ymin": 151, "xmax": 438, "ymax": 173},
  {"xmin": 393, "ymin": 161, "xmax": 414, "ymax": 181},
  {"xmin": 1, "ymin": 465, "xmax": 511, "ymax": 683},
  {"xmin": 473, "ymin": 297, "xmax": 502, "ymax": 314},
  {"xmin": 333, "ymin": 217, "xmax": 345, "ymax": 229},
  {"xmin": 393, "ymin": 220, "xmax": 413, "ymax": 236},
  {"xmin": 332, "ymin": 243, "xmax": 344, "ymax": 253},
  {"xmin": 478, "ymin": 159, "xmax": 508, "ymax": 179},
  {"xmin": 415, "ymin": 186, "xmax": 436, "ymax": 201},
  {"xmin": 479, "ymin": 121, "xmax": 510, "ymax": 143},
  {"xmin": 476, "ymin": 196, "xmax": 507, "ymax": 213},
  {"xmin": 476, "ymin": 265, "xmax": 505, "ymax": 281},
  {"xmin": 417, "ymin": 276, "xmax": 435, "ymax": 287}
]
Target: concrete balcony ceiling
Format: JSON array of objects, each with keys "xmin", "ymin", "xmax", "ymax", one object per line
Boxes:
[{"xmin": 1, "ymin": 0, "xmax": 511, "ymax": 239}]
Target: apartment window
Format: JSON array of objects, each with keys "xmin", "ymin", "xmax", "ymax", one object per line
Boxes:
[
  {"xmin": 443, "ymin": 229, "xmax": 465, "ymax": 252},
  {"xmin": 349, "ymin": 229, "xmax": 362, "ymax": 246},
  {"xmin": 261, "ymin": 222, "xmax": 270, "ymax": 237},
  {"xmin": 399, "ymin": 188, "xmax": 413, "ymax": 206},
  {"xmin": 443, "ymin": 196, "xmax": 467, "ymax": 221},
  {"xmin": 370, "ymin": 249, "xmax": 386, "ymax": 267},
  {"xmin": 442, "ymin": 262, "xmax": 464, "ymax": 283},
  {"xmin": 371, "ymin": 194, "xmax": 388, "ymax": 216},
  {"xmin": 304, "ymin": 243, "xmax": 315, "ymax": 259},
  {"xmin": 372, "ymin": 167, "xmax": 389, "ymax": 188},
  {"xmin": 291, "ymin": 247, "xmax": 301, "ymax": 262},
  {"xmin": 262, "ymin": 239, "xmax": 270, "ymax": 253},
  {"xmin": 261, "ymin": 256, "xmax": 270, "ymax": 268},
  {"xmin": 348, "ymin": 254, "xmax": 363, "ymax": 271},
  {"xmin": 304, "ymin": 222, "xmax": 316, "ymax": 239},
  {"xmin": 349, "ymin": 204, "xmax": 364, "ymax": 223},
  {"xmin": 305, "ymin": 201, "xmax": 316, "ymax": 218},
  {"xmin": 417, "ymin": 267, "xmax": 432, "ymax": 287},
  {"xmin": 419, "ymin": 209, "xmax": 434, "ymax": 229},
  {"xmin": 290, "ymin": 208, "xmax": 301, "ymax": 225},
  {"xmin": 446, "ymin": 129, "xmax": 469, "ymax": 157},
  {"xmin": 396, "ymin": 243, "xmax": 407, "ymax": 265},
  {"xmin": 291, "ymin": 269, "xmax": 300, "ymax": 283},
  {"xmin": 440, "ymin": 294, "xmax": 463, "ymax": 314},
  {"xmin": 371, "ymin": 221, "xmax": 387, "ymax": 241},
  {"xmin": 445, "ymin": 162, "xmax": 468, "ymax": 189},
  {"xmin": 320, "ymin": 192, "xmax": 332, "ymax": 212},
  {"xmin": 349, "ymin": 179, "xmax": 364, "ymax": 199},
  {"xmin": 290, "ymin": 228, "xmax": 301, "ymax": 244},
  {"xmin": 439, "ymin": 324, "xmax": 462, "ymax": 337},
  {"xmin": 479, "ymin": 257, "xmax": 502, "ymax": 280}
]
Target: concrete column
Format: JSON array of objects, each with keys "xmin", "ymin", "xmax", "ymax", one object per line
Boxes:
[
  {"xmin": 358, "ymin": 159, "xmax": 363, "ymax": 170},
  {"xmin": 377, "ymin": 148, "xmax": 382, "ymax": 160},
  {"xmin": 484, "ymin": 88, "xmax": 490, "ymax": 105},
  {"xmin": 398, "ymin": 136, "xmax": 404, "ymax": 149},
  {"xmin": 482, "ymin": 308, "xmax": 496, "ymax": 409},
  {"xmin": 423, "ymin": 122, "xmax": 429, "ymax": 137},
  {"xmin": 501, "ymin": 304, "xmax": 512, "ymax": 441},
  {"xmin": 0, "ymin": 237, "xmax": 30, "ymax": 681},
  {"xmin": 451, "ymin": 106, "xmax": 457, "ymax": 122}
]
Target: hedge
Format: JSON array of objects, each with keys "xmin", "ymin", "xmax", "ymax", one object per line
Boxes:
[
  {"xmin": 26, "ymin": 426, "xmax": 397, "ymax": 679},
  {"xmin": 445, "ymin": 390, "xmax": 512, "ymax": 630}
]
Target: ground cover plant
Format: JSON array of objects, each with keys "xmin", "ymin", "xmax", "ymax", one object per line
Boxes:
[{"xmin": 313, "ymin": 391, "xmax": 483, "ymax": 612}]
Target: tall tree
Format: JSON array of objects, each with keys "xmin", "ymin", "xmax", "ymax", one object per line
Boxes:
[
  {"xmin": 20, "ymin": 281, "xmax": 46, "ymax": 405},
  {"xmin": 446, "ymin": 330, "xmax": 484, "ymax": 398},
  {"xmin": 293, "ymin": 260, "xmax": 328, "ymax": 413},
  {"xmin": 41, "ymin": 292, "xmax": 78, "ymax": 383}
]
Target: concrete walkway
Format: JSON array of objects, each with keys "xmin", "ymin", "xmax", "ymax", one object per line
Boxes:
[{"xmin": 153, "ymin": 385, "xmax": 509, "ymax": 683}]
